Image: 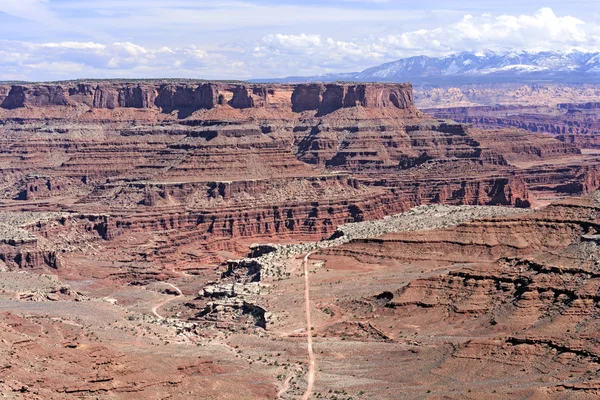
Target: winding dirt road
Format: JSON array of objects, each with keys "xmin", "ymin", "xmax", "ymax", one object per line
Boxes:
[
  {"xmin": 301, "ymin": 251, "xmax": 316, "ymax": 400},
  {"xmin": 151, "ymin": 283, "xmax": 183, "ymax": 319}
]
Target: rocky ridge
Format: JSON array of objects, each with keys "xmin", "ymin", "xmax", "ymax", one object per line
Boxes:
[
  {"xmin": 0, "ymin": 81, "xmax": 577, "ymax": 272},
  {"xmin": 0, "ymin": 81, "xmax": 596, "ymax": 275},
  {"xmin": 284, "ymin": 190, "xmax": 600, "ymax": 397},
  {"xmin": 208, "ymin": 204, "xmax": 530, "ymax": 327},
  {"xmin": 426, "ymin": 103, "xmax": 600, "ymax": 149},
  {"xmin": 0, "ymin": 79, "xmax": 599, "ymax": 398},
  {"xmin": 0, "ymin": 82, "xmax": 414, "ymax": 115}
]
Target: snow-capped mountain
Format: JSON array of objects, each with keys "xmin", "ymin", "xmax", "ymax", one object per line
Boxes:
[{"xmin": 252, "ymin": 51, "xmax": 600, "ymax": 84}]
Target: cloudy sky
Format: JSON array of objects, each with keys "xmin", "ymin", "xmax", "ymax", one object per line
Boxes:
[{"xmin": 1, "ymin": 0, "xmax": 600, "ymax": 81}]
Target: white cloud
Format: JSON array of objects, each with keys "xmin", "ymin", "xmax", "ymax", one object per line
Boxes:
[
  {"xmin": 2, "ymin": 7, "xmax": 600, "ymax": 80},
  {"xmin": 250, "ymin": 8, "xmax": 600, "ymax": 77},
  {"xmin": 41, "ymin": 42, "xmax": 107, "ymax": 50},
  {"xmin": 381, "ymin": 7, "xmax": 592, "ymax": 55},
  {"xmin": 263, "ymin": 34, "xmax": 323, "ymax": 49},
  {"xmin": 0, "ymin": 40, "xmax": 235, "ymax": 81},
  {"xmin": 112, "ymin": 42, "xmax": 148, "ymax": 57},
  {"xmin": 253, "ymin": 34, "xmax": 386, "ymax": 75}
]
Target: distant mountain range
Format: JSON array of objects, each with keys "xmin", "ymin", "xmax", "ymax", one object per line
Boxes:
[{"xmin": 251, "ymin": 51, "xmax": 600, "ymax": 85}]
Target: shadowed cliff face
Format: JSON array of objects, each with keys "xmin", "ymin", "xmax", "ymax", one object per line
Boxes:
[
  {"xmin": 0, "ymin": 82, "xmax": 415, "ymax": 115},
  {"xmin": 1, "ymin": 85, "xmax": 70, "ymax": 109},
  {"xmin": 291, "ymin": 83, "xmax": 414, "ymax": 114}
]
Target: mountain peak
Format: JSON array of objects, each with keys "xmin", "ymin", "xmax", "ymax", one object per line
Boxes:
[{"xmin": 252, "ymin": 50, "xmax": 600, "ymax": 85}]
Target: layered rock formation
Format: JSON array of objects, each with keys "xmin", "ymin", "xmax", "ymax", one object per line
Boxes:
[
  {"xmin": 311, "ymin": 194, "xmax": 600, "ymax": 396},
  {"xmin": 291, "ymin": 83, "xmax": 413, "ymax": 113},
  {"xmin": 0, "ymin": 212, "xmax": 113, "ymax": 269},
  {"xmin": 0, "ymin": 80, "xmax": 597, "ymax": 270},
  {"xmin": 2, "ymin": 81, "xmax": 600, "ymax": 398},
  {"xmin": 426, "ymin": 103, "xmax": 600, "ymax": 149},
  {"xmin": 0, "ymin": 82, "xmax": 414, "ymax": 115}
]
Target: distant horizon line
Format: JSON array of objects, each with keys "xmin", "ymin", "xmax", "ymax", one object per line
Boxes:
[
  {"xmin": 4, "ymin": 48, "xmax": 600, "ymax": 85},
  {"xmin": 0, "ymin": 79, "xmax": 412, "ymax": 85}
]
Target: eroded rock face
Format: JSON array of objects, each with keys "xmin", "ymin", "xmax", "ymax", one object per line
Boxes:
[
  {"xmin": 1, "ymin": 86, "xmax": 69, "ymax": 109},
  {"xmin": 15, "ymin": 176, "xmax": 87, "ymax": 201},
  {"xmin": 291, "ymin": 83, "xmax": 323, "ymax": 112},
  {"xmin": 0, "ymin": 82, "xmax": 415, "ymax": 115},
  {"xmin": 0, "ymin": 213, "xmax": 114, "ymax": 270},
  {"xmin": 0, "ymin": 79, "xmax": 598, "ymax": 272},
  {"xmin": 118, "ymin": 85, "xmax": 157, "ymax": 108},
  {"xmin": 308, "ymin": 195, "xmax": 600, "ymax": 396},
  {"xmin": 426, "ymin": 103, "xmax": 600, "ymax": 149},
  {"xmin": 0, "ymin": 85, "xmax": 10, "ymax": 105},
  {"xmin": 228, "ymin": 85, "xmax": 267, "ymax": 109},
  {"xmin": 291, "ymin": 83, "xmax": 414, "ymax": 113},
  {"xmin": 155, "ymin": 83, "xmax": 219, "ymax": 111},
  {"xmin": 93, "ymin": 85, "xmax": 118, "ymax": 109},
  {"xmin": 68, "ymin": 84, "xmax": 95, "ymax": 106},
  {"xmin": 30, "ymin": 86, "xmax": 70, "ymax": 107},
  {"xmin": 2, "ymin": 80, "xmax": 600, "ymax": 398},
  {"xmin": 0, "ymin": 86, "xmax": 26, "ymax": 109},
  {"xmin": 92, "ymin": 84, "xmax": 159, "ymax": 110}
]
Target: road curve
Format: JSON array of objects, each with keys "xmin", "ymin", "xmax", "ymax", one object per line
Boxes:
[{"xmin": 151, "ymin": 283, "xmax": 183, "ymax": 319}]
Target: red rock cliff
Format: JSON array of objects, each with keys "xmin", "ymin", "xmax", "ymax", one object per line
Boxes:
[
  {"xmin": 291, "ymin": 83, "xmax": 414, "ymax": 113},
  {"xmin": 0, "ymin": 82, "xmax": 414, "ymax": 115}
]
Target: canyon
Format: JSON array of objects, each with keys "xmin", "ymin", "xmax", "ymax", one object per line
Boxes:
[
  {"xmin": 1, "ymin": 80, "xmax": 600, "ymax": 399},
  {"xmin": 426, "ymin": 102, "xmax": 600, "ymax": 150},
  {"xmin": 417, "ymin": 83, "xmax": 600, "ymax": 150}
]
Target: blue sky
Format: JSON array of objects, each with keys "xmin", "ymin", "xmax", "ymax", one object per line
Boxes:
[{"xmin": 0, "ymin": 0, "xmax": 599, "ymax": 81}]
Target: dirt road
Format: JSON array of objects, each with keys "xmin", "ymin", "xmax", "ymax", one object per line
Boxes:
[
  {"xmin": 302, "ymin": 251, "xmax": 316, "ymax": 400},
  {"xmin": 151, "ymin": 283, "xmax": 183, "ymax": 319}
]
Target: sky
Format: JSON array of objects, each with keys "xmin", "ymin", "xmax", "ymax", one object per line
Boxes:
[{"xmin": 1, "ymin": 0, "xmax": 600, "ymax": 81}]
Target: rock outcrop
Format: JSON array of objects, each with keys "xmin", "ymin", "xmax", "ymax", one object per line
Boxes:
[
  {"xmin": 0, "ymin": 213, "xmax": 114, "ymax": 270},
  {"xmin": 426, "ymin": 103, "xmax": 600, "ymax": 149},
  {"xmin": 2, "ymin": 80, "xmax": 600, "ymax": 398},
  {"xmin": 117, "ymin": 85, "xmax": 157, "ymax": 108},
  {"xmin": 1, "ymin": 85, "xmax": 69, "ymax": 109},
  {"xmin": 308, "ymin": 193, "xmax": 600, "ymax": 396},
  {"xmin": 0, "ymin": 82, "xmax": 415, "ymax": 115},
  {"xmin": 155, "ymin": 83, "xmax": 219, "ymax": 111},
  {"xmin": 0, "ymin": 80, "xmax": 598, "ymax": 269},
  {"xmin": 291, "ymin": 83, "xmax": 413, "ymax": 113}
]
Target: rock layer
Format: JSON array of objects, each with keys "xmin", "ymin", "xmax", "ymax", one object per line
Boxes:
[
  {"xmin": 426, "ymin": 103, "xmax": 600, "ymax": 149},
  {"xmin": 0, "ymin": 82, "xmax": 414, "ymax": 115},
  {"xmin": 1, "ymin": 81, "xmax": 600, "ymax": 398},
  {"xmin": 0, "ymin": 80, "xmax": 597, "ymax": 269},
  {"xmin": 311, "ymin": 194, "xmax": 600, "ymax": 397}
]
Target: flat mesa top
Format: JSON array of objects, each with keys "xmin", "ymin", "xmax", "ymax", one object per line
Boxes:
[{"xmin": 0, "ymin": 79, "xmax": 413, "ymax": 87}]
